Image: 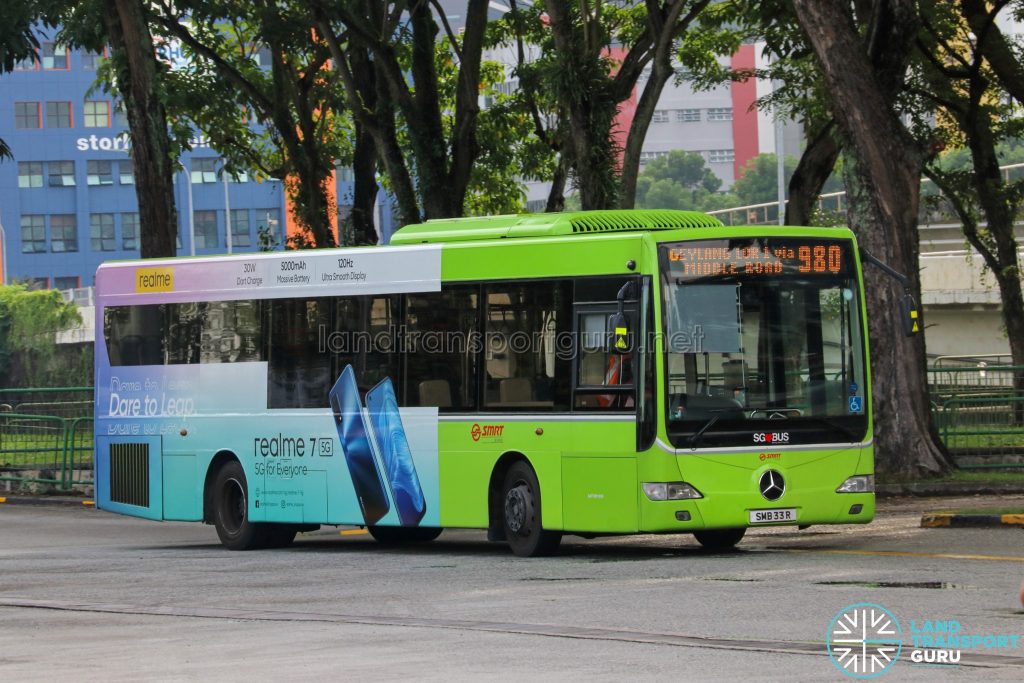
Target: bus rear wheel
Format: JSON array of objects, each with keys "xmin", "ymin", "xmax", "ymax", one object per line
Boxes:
[
  {"xmin": 502, "ymin": 461, "xmax": 561, "ymax": 557},
  {"xmin": 368, "ymin": 526, "xmax": 443, "ymax": 545},
  {"xmin": 212, "ymin": 460, "xmax": 268, "ymax": 550},
  {"xmin": 693, "ymin": 528, "xmax": 746, "ymax": 550}
]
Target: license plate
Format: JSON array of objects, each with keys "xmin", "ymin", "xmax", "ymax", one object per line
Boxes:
[{"xmin": 749, "ymin": 508, "xmax": 797, "ymax": 524}]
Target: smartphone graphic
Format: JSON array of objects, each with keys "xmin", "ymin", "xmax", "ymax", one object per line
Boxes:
[
  {"xmin": 366, "ymin": 378, "xmax": 427, "ymax": 527},
  {"xmin": 329, "ymin": 365, "xmax": 390, "ymax": 525}
]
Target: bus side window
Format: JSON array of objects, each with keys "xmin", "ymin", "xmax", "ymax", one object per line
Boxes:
[
  {"xmin": 483, "ymin": 281, "xmax": 571, "ymax": 411},
  {"xmin": 403, "ymin": 286, "xmax": 478, "ymax": 411},
  {"xmin": 103, "ymin": 304, "xmax": 165, "ymax": 366},
  {"xmin": 267, "ymin": 298, "xmax": 332, "ymax": 408}
]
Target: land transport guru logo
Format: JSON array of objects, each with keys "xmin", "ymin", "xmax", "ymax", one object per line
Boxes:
[
  {"xmin": 827, "ymin": 603, "xmax": 902, "ymax": 678},
  {"xmin": 826, "ymin": 602, "xmax": 1021, "ymax": 678}
]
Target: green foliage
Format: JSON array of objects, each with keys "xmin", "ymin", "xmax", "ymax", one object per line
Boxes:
[
  {"xmin": 0, "ymin": 284, "xmax": 81, "ymax": 386},
  {"xmin": 635, "ymin": 150, "xmax": 737, "ymax": 211}
]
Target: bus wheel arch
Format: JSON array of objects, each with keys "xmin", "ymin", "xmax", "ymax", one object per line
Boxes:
[
  {"xmin": 487, "ymin": 451, "xmax": 527, "ymax": 542},
  {"xmin": 489, "ymin": 452, "xmax": 562, "ymax": 557},
  {"xmin": 203, "ymin": 450, "xmax": 240, "ymax": 525},
  {"xmin": 203, "ymin": 453, "xmax": 295, "ymax": 550}
]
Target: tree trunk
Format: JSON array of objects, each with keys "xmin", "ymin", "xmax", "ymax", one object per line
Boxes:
[
  {"xmin": 350, "ymin": 121, "xmax": 378, "ymax": 246},
  {"xmin": 794, "ymin": 0, "xmax": 950, "ymax": 476},
  {"xmin": 105, "ymin": 0, "xmax": 177, "ymax": 258},
  {"xmin": 618, "ymin": 59, "xmax": 672, "ymax": 209},
  {"xmin": 786, "ymin": 121, "xmax": 840, "ymax": 226},
  {"xmin": 544, "ymin": 0, "xmax": 618, "ymax": 210},
  {"xmin": 546, "ymin": 154, "xmax": 569, "ymax": 213}
]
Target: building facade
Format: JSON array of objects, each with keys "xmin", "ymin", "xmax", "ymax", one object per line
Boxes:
[{"xmin": 0, "ymin": 32, "xmax": 374, "ymax": 289}]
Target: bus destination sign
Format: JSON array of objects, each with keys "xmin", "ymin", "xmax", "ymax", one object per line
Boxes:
[{"xmin": 664, "ymin": 239, "xmax": 850, "ymax": 280}]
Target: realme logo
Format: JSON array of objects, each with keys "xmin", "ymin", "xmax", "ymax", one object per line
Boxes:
[{"xmin": 136, "ymin": 267, "xmax": 174, "ymax": 292}]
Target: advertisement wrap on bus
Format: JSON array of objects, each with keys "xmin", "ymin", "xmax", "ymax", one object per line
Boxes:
[
  {"xmin": 94, "ymin": 210, "xmax": 887, "ymax": 556},
  {"xmin": 96, "ymin": 246, "xmax": 443, "ymax": 534}
]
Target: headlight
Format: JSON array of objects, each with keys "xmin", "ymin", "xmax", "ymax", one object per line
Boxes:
[
  {"xmin": 836, "ymin": 475, "xmax": 874, "ymax": 493},
  {"xmin": 642, "ymin": 482, "xmax": 703, "ymax": 500}
]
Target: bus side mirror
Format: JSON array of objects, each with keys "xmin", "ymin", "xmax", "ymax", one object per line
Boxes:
[
  {"xmin": 899, "ymin": 293, "xmax": 920, "ymax": 336},
  {"xmin": 609, "ymin": 311, "xmax": 632, "ymax": 354}
]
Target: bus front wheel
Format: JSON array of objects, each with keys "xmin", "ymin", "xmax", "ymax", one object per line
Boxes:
[
  {"xmin": 212, "ymin": 460, "xmax": 267, "ymax": 550},
  {"xmin": 502, "ymin": 461, "xmax": 561, "ymax": 557},
  {"xmin": 693, "ymin": 528, "xmax": 746, "ymax": 550}
]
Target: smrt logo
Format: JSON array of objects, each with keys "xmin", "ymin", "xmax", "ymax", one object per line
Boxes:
[
  {"xmin": 759, "ymin": 452, "xmax": 781, "ymax": 461},
  {"xmin": 753, "ymin": 432, "xmax": 790, "ymax": 444},
  {"xmin": 471, "ymin": 423, "xmax": 504, "ymax": 442}
]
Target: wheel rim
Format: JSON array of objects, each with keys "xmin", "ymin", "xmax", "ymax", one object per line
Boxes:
[
  {"xmin": 504, "ymin": 483, "xmax": 529, "ymax": 536},
  {"xmin": 220, "ymin": 477, "xmax": 245, "ymax": 535}
]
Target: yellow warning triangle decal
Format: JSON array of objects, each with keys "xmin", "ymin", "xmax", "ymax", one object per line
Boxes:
[{"xmin": 912, "ymin": 322, "xmax": 919, "ymax": 333}]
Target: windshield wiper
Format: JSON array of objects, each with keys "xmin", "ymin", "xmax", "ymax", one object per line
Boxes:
[{"xmin": 688, "ymin": 411, "xmax": 723, "ymax": 449}]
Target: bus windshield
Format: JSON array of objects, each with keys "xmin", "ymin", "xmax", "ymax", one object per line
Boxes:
[{"xmin": 659, "ymin": 237, "xmax": 868, "ymax": 448}]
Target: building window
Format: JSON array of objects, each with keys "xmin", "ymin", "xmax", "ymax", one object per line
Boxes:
[
  {"xmin": 90, "ymin": 214, "xmax": 116, "ymax": 251},
  {"xmin": 707, "ymin": 107, "xmax": 733, "ymax": 122},
  {"xmin": 48, "ymin": 161, "xmax": 76, "ymax": 187},
  {"xmin": 54, "ymin": 276, "xmax": 79, "ymax": 291},
  {"xmin": 81, "ymin": 49, "xmax": 105, "ymax": 70},
  {"xmin": 87, "ymin": 160, "xmax": 114, "ymax": 186},
  {"xmin": 20, "ymin": 215, "xmax": 46, "ymax": 253},
  {"xmin": 25, "ymin": 277, "xmax": 49, "ymax": 291},
  {"xmin": 15, "ymin": 102, "xmax": 41, "ymax": 129},
  {"xmin": 51, "ymin": 215, "xmax": 78, "ymax": 253},
  {"xmin": 122, "ymin": 213, "xmax": 139, "ymax": 251},
  {"xmin": 676, "ymin": 108, "xmax": 700, "ymax": 122},
  {"xmin": 651, "ymin": 110, "xmax": 670, "ymax": 123},
  {"xmin": 194, "ymin": 210, "xmax": 218, "ymax": 249},
  {"xmin": 230, "ymin": 210, "xmax": 251, "ymax": 247},
  {"xmin": 225, "ymin": 168, "xmax": 248, "ymax": 183},
  {"xmin": 18, "ymin": 162, "xmax": 43, "ymax": 189},
  {"xmin": 638, "ymin": 151, "xmax": 668, "ymax": 164},
  {"xmin": 14, "ymin": 51, "xmax": 38, "ymax": 71},
  {"xmin": 708, "ymin": 149, "xmax": 735, "ymax": 163},
  {"xmin": 46, "ymin": 101, "xmax": 73, "ymax": 128},
  {"xmin": 191, "ymin": 158, "xmax": 218, "ymax": 184},
  {"xmin": 114, "ymin": 102, "xmax": 128, "ymax": 127},
  {"xmin": 43, "ymin": 43, "xmax": 69, "ymax": 70},
  {"xmin": 83, "ymin": 101, "xmax": 111, "ymax": 128},
  {"xmin": 336, "ymin": 166, "xmax": 355, "ymax": 183},
  {"xmin": 120, "ymin": 160, "xmax": 135, "ymax": 184},
  {"xmin": 255, "ymin": 208, "xmax": 282, "ymax": 245}
]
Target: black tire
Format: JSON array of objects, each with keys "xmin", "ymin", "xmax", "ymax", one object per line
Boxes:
[
  {"xmin": 367, "ymin": 526, "xmax": 443, "ymax": 545},
  {"xmin": 502, "ymin": 460, "xmax": 561, "ymax": 557},
  {"xmin": 212, "ymin": 460, "xmax": 269, "ymax": 550},
  {"xmin": 694, "ymin": 528, "xmax": 746, "ymax": 550}
]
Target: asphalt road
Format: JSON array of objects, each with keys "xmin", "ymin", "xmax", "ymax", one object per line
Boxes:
[{"xmin": 2, "ymin": 496, "xmax": 1023, "ymax": 681}]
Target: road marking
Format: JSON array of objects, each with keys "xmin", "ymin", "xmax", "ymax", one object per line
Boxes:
[
  {"xmin": 0, "ymin": 598, "xmax": 1021, "ymax": 669},
  {"xmin": 785, "ymin": 548, "xmax": 1024, "ymax": 563},
  {"xmin": 340, "ymin": 529, "xmax": 368, "ymax": 536}
]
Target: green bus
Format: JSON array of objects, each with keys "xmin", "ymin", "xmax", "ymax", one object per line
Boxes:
[{"xmin": 94, "ymin": 210, "xmax": 877, "ymax": 556}]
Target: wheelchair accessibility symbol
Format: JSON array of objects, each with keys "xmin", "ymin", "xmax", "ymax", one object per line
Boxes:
[{"xmin": 849, "ymin": 396, "xmax": 863, "ymax": 414}]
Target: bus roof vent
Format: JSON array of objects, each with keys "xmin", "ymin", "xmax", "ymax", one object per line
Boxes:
[
  {"xmin": 568, "ymin": 210, "xmax": 723, "ymax": 233},
  {"xmin": 389, "ymin": 209, "xmax": 724, "ymax": 244}
]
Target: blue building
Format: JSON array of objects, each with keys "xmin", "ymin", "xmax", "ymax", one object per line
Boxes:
[{"xmin": 0, "ymin": 33, "xmax": 379, "ymax": 289}]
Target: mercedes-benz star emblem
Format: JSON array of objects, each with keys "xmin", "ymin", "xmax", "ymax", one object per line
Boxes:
[{"xmin": 759, "ymin": 470, "xmax": 785, "ymax": 501}]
